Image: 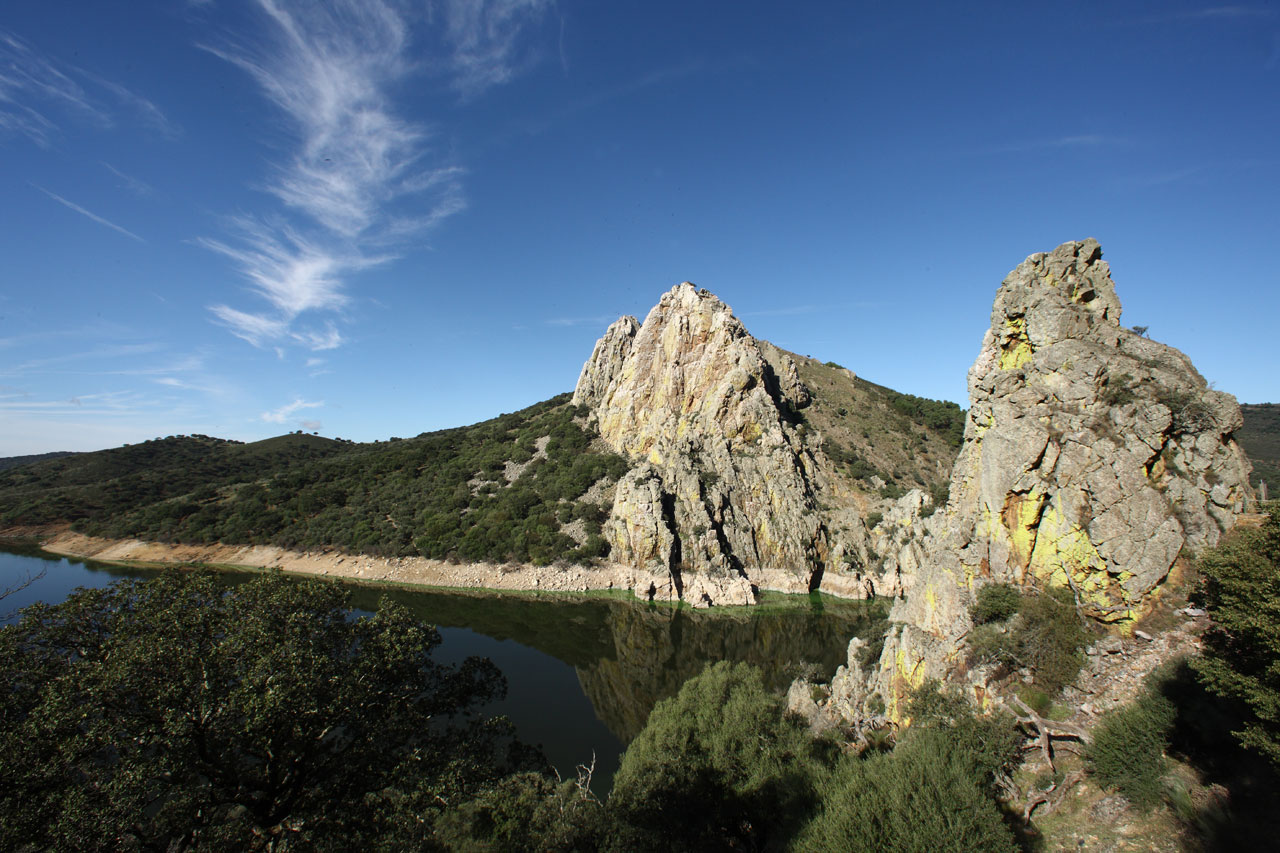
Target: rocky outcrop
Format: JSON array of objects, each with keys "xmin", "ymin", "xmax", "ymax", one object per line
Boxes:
[
  {"xmin": 574, "ymin": 283, "xmax": 827, "ymax": 604},
  {"xmin": 852, "ymin": 239, "xmax": 1251, "ymax": 720}
]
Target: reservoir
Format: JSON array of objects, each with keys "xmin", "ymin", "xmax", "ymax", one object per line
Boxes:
[{"xmin": 0, "ymin": 544, "xmax": 885, "ymax": 790}]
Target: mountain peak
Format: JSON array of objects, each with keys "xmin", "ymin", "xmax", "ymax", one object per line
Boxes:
[{"xmin": 573, "ymin": 283, "xmax": 824, "ymax": 605}]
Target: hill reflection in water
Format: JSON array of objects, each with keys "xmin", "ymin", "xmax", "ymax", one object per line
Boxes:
[{"xmin": 1, "ymin": 546, "xmax": 886, "ymax": 789}]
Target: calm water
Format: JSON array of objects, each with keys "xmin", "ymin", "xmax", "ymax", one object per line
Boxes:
[{"xmin": 0, "ymin": 545, "xmax": 885, "ymax": 790}]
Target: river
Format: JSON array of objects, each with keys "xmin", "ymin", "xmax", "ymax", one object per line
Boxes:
[{"xmin": 0, "ymin": 544, "xmax": 885, "ymax": 790}]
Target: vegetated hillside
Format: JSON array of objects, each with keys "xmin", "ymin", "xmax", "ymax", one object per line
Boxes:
[
  {"xmin": 0, "ymin": 362, "xmax": 966, "ymax": 570},
  {"xmin": 0, "ymin": 395, "xmax": 629, "ymax": 565},
  {"xmin": 0, "ymin": 433, "xmax": 345, "ymax": 526},
  {"xmin": 0, "ymin": 451, "xmax": 79, "ymax": 472},
  {"xmin": 785, "ymin": 350, "xmax": 964, "ymax": 503},
  {"xmin": 1239, "ymin": 403, "xmax": 1280, "ymax": 492}
]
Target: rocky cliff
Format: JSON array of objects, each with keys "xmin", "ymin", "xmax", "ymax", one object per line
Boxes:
[
  {"xmin": 861, "ymin": 239, "xmax": 1252, "ymax": 718},
  {"xmin": 573, "ymin": 283, "xmax": 827, "ymax": 605}
]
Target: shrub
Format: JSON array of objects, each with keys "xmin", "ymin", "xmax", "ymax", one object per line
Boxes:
[
  {"xmin": 971, "ymin": 583, "xmax": 1021, "ymax": 624},
  {"xmin": 434, "ymin": 772, "xmax": 605, "ymax": 852},
  {"xmin": 1192, "ymin": 510, "xmax": 1280, "ymax": 767},
  {"xmin": 795, "ymin": 686, "xmax": 1020, "ymax": 853},
  {"xmin": 1100, "ymin": 372, "xmax": 1138, "ymax": 407},
  {"xmin": 606, "ymin": 662, "xmax": 819, "ymax": 852},
  {"xmin": 1088, "ymin": 680, "xmax": 1177, "ymax": 807},
  {"xmin": 968, "ymin": 585, "xmax": 1089, "ymax": 694}
]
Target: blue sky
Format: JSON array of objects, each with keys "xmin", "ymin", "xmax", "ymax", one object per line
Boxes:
[{"xmin": 1, "ymin": 1, "xmax": 1276, "ymax": 456}]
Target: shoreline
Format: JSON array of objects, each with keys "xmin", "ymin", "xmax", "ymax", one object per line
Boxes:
[{"xmin": 1, "ymin": 525, "xmax": 871, "ymax": 607}]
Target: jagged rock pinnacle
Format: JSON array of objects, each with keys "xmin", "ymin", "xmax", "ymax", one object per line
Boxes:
[
  {"xmin": 573, "ymin": 282, "xmax": 826, "ymax": 605},
  {"xmin": 864, "ymin": 239, "xmax": 1252, "ymax": 720}
]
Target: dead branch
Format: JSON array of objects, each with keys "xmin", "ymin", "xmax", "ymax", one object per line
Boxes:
[
  {"xmin": 1022, "ymin": 769, "xmax": 1086, "ymax": 822},
  {"xmin": 1011, "ymin": 695, "xmax": 1091, "ymax": 772}
]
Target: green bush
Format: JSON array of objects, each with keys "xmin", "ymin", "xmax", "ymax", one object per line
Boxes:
[
  {"xmin": 606, "ymin": 662, "xmax": 819, "ymax": 852},
  {"xmin": 1192, "ymin": 511, "xmax": 1280, "ymax": 768},
  {"xmin": 796, "ymin": 715, "xmax": 1018, "ymax": 852},
  {"xmin": 968, "ymin": 585, "xmax": 1088, "ymax": 694},
  {"xmin": 1088, "ymin": 679, "xmax": 1177, "ymax": 807},
  {"xmin": 971, "ymin": 583, "xmax": 1021, "ymax": 624},
  {"xmin": 434, "ymin": 772, "xmax": 606, "ymax": 852}
]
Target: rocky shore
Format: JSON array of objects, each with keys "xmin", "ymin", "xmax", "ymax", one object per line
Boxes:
[{"xmin": 3, "ymin": 525, "xmax": 857, "ymax": 607}]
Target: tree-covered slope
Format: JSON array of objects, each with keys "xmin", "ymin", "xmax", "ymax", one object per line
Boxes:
[
  {"xmin": 789, "ymin": 353, "xmax": 964, "ymax": 502},
  {"xmin": 1239, "ymin": 403, "xmax": 1280, "ymax": 493},
  {"xmin": 0, "ymin": 451, "xmax": 80, "ymax": 472},
  {"xmin": 0, "ymin": 395, "xmax": 629, "ymax": 566}
]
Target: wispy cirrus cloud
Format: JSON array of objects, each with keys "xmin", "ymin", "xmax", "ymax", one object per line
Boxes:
[
  {"xmin": 101, "ymin": 162, "xmax": 155, "ymax": 197},
  {"xmin": 0, "ymin": 30, "xmax": 177, "ymax": 146},
  {"xmin": 434, "ymin": 0, "xmax": 554, "ymax": 98},
  {"xmin": 0, "ymin": 31, "xmax": 100, "ymax": 144},
  {"xmin": 32, "ymin": 184, "xmax": 146, "ymax": 243},
  {"xmin": 203, "ymin": 0, "xmax": 550, "ymax": 353},
  {"xmin": 981, "ymin": 135, "xmax": 1123, "ymax": 156},
  {"xmin": 261, "ymin": 397, "xmax": 323, "ymax": 424}
]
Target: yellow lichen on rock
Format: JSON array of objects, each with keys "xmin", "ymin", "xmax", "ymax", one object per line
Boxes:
[
  {"xmin": 1002, "ymin": 489, "xmax": 1047, "ymax": 568},
  {"xmin": 998, "ymin": 317, "xmax": 1034, "ymax": 370}
]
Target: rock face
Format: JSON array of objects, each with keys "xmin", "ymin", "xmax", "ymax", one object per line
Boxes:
[
  {"xmin": 860, "ymin": 239, "xmax": 1251, "ymax": 718},
  {"xmin": 573, "ymin": 283, "xmax": 827, "ymax": 604}
]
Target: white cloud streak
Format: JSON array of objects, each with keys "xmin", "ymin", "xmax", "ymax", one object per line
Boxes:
[
  {"xmin": 0, "ymin": 30, "xmax": 177, "ymax": 145},
  {"xmin": 0, "ymin": 31, "xmax": 102, "ymax": 145},
  {"xmin": 261, "ymin": 397, "xmax": 323, "ymax": 423},
  {"xmin": 203, "ymin": 0, "xmax": 549, "ymax": 352},
  {"xmin": 32, "ymin": 184, "xmax": 146, "ymax": 243},
  {"xmin": 200, "ymin": 0, "xmax": 468, "ymax": 351},
  {"xmin": 101, "ymin": 162, "xmax": 155, "ymax": 197},
  {"xmin": 435, "ymin": 0, "xmax": 553, "ymax": 98}
]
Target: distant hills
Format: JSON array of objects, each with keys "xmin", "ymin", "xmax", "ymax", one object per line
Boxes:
[
  {"xmin": 0, "ymin": 352, "xmax": 963, "ymax": 572},
  {"xmin": 1238, "ymin": 403, "xmax": 1280, "ymax": 493},
  {"xmin": 0, "ymin": 451, "xmax": 78, "ymax": 472}
]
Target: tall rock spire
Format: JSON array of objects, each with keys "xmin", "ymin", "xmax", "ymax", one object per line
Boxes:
[
  {"xmin": 573, "ymin": 283, "xmax": 826, "ymax": 605},
  {"xmin": 866, "ymin": 239, "xmax": 1252, "ymax": 718}
]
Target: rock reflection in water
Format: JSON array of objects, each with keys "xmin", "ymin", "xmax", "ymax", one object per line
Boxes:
[{"xmin": 360, "ymin": 586, "xmax": 887, "ymax": 744}]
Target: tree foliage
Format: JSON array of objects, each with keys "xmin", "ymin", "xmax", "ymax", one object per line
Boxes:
[
  {"xmin": 970, "ymin": 583, "xmax": 1021, "ymax": 625},
  {"xmin": 0, "ymin": 571, "xmax": 539, "ymax": 852},
  {"xmin": 606, "ymin": 661, "xmax": 822, "ymax": 852},
  {"xmin": 969, "ymin": 584, "xmax": 1089, "ymax": 694},
  {"xmin": 1192, "ymin": 510, "xmax": 1280, "ymax": 768},
  {"xmin": 1088, "ymin": 673, "xmax": 1177, "ymax": 807},
  {"xmin": 795, "ymin": 682, "xmax": 1020, "ymax": 853},
  {"xmin": 0, "ymin": 396, "xmax": 628, "ymax": 567}
]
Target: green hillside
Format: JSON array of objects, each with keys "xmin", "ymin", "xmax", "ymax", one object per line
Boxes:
[
  {"xmin": 790, "ymin": 353, "xmax": 964, "ymax": 503},
  {"xmin": 0, "ymin": 395, "xmax": 628, "ymax": 566},
  {"xmin": 1239, "ymin": 403, "xmax": 1280, "ymax": 494},
  {"xmin": 0, "ymin": 358, "xmax": 970, "ymax": 567},
  {"xmin": 0, "ymin": 451, "xmax": 79, "ymax": 472}
]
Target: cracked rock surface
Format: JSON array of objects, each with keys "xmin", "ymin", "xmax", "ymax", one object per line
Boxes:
[
  {"xmin": 862, "ymin": 239, "xmax": 1251, "ymax": 718},
  {"xmin": 573, "ymin": 283, "xmax": 827, "ymax": 605}
]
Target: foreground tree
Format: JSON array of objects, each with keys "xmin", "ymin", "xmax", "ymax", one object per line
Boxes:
[
  {"xmin": 0, "ymin": 570, "xmax": 537, "ymax": 852},
  {"xmin": 606, "ymin": 661, "xmax": 821, "ymax": 852},
  {"xmin": 1193, "ymin": 509, "xmax": 1280, "ymax": 767}
]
